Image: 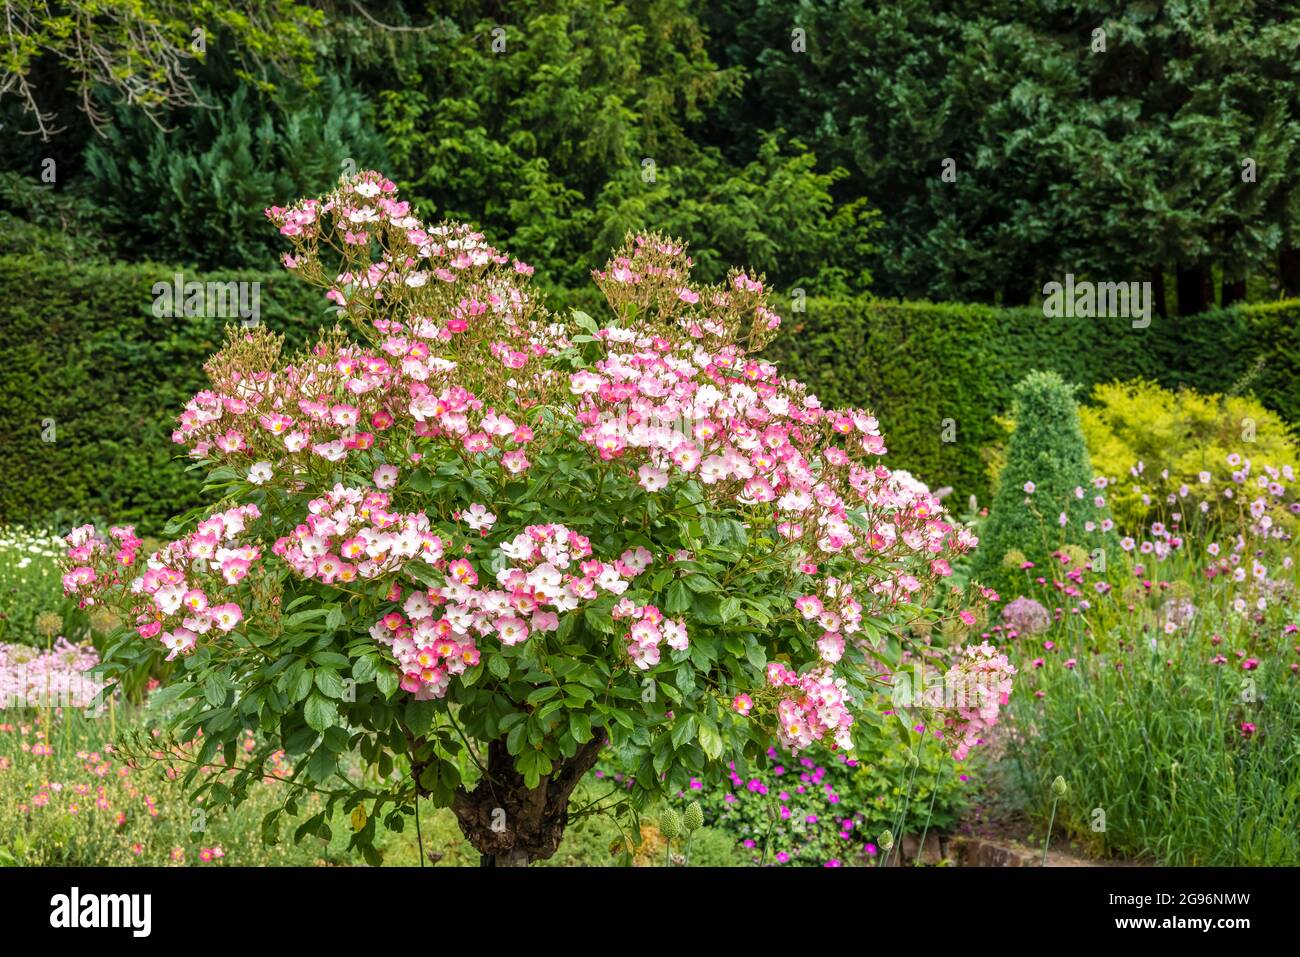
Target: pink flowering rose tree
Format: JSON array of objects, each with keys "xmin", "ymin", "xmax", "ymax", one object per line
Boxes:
[{"xmin": 62, "ymin": 171, "xmax": 1010, "ymax": 865}]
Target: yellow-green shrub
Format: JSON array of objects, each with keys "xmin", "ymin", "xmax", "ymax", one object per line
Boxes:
[
  {"xmin": 984, "ymin": 379, "xmax": 1299, "ymax": 536},
  {"xmin": 1079, "ymin": 380, "xmax": 1298, "ymax": 532}
]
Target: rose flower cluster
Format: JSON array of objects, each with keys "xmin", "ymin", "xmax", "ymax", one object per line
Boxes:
[{"xmin": 61, "ymin": 170, "xmax": 1010, "ymax": 759}]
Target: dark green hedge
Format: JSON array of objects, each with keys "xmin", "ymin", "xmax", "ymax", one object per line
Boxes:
[
  {"xmin": 0, "ymin": 257, "xmax": 330, "ymax": 533},
  {"xmin": 1158, "ymin": 300, "xmax": 1300, "ymax": 423},
  {"xmin": 767, "ymin": 297, "xmax": 1300, "ymax": 504},
  {"xmin": 2, "ymin": 256, "xmax": 1297, "ymax": 534}
]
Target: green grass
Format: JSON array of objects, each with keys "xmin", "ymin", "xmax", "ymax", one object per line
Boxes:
[
  {"xmin": 377, "ymin": 785, "xmax": 748, "ymax": 867},
  {"xmin": 992, "ymin": 511, "xmax": 1300, "ymax": 864},
  {"xmin": 1005, "ymin": 631, "xmax": 1300, "ymax": 866},
  {"xmin": 0, "ymin": 704, "xmax": 359, "ymax": 865},
  {"xmin": 0, "ymin": 699, "xmax": 753, "ymax": 867},
  {"xmin": 0, "ymin": 526, "xmax": 78, "ymax": 647}
]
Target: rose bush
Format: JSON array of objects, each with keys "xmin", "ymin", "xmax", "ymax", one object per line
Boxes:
[{"xmin": 62, "ymin": 171, "xmax": 1008, "ymax": 865}]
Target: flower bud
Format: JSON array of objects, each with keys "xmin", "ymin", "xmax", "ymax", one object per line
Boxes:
[
  {"xmin": 1052, "ymin": 775, "xmax": 1068, "ymax": 797},
  {"xmin": 877, "ymin": 829, "xmax": 894, "ymax": 852},
  {"xmin": 659, "ymin": 808, "xmax": 681, "ymax": 840},
  {"xmin": 683, "ymin": 801, "xmax": 704, "ymax": 832}
]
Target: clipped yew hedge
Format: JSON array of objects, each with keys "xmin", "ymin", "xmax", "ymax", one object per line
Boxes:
[
  {"xmin": 0, "ymin": 257, "xmax": 329, "ymax": 532},
  {"xmin": 767, "ymin": 297, "xmax": 1299, "ymax": 504},
  {"xmin": 2, "ymin": 255, "xmax": 1296, "ymax": 532}
]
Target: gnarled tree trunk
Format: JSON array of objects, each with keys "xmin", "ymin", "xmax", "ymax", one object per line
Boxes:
[{"xmin": 424, "ymin": 735, "xmax": 605, "ymax": 866}]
